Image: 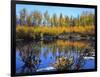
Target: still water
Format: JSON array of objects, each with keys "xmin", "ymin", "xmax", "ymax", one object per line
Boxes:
[{"xmin": 16, "ymin": 40, "xmax": 95, "ymax": 73}]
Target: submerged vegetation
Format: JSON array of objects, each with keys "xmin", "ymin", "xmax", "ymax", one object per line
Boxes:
[{"xmin": 53, "ymin": 56, "xmax": 74, "ymax": 70}]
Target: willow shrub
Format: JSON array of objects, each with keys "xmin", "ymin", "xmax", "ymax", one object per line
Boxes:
[
  {"xmin": 54, "ymin": 56, "xmax": 74, "ymax": 70},
  {"xmin": 16, "ymin": 26, "xmax": 35, "ymax": 39},
  {"xmin": 16, "ymin": 25, "xmax": 95, "ymax": 40}
]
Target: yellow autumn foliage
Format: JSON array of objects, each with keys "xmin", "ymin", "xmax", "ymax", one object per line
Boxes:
[
  {"xmin": 56, "ymin": 40, "xmax": 89, "ymax": 48},
  {"xmin": 16, "ymin": 25, "xmax": 95, "ymax": 39}
]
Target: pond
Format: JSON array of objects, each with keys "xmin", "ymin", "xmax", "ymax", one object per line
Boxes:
[{"xmin": 16, "ymin": 40, "xmax": 95, "ymax": 73}]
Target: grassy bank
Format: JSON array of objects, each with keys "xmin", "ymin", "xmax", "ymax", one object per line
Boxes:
[{"xmin": 16, "ymin": 25, "xmax": 95, "ymax": 40}]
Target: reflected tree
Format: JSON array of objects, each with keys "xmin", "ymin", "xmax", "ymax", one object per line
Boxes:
[{"xmin": 17, "ymin": 42, "xmax": 41, "ymax": 73}]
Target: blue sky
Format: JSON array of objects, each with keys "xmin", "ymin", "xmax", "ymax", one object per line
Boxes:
[{"xmin": 16, "ymin": 4, "xmax": 95, "ymax": 18}]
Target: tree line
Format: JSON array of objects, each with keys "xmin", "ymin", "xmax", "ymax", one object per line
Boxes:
[{"xmin": 16, "ymin": 8, "xmax": 95, "ymax": 27}]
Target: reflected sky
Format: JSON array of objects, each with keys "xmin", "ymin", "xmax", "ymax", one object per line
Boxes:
[{"xmin": 16, "ymin": 40, "xmax": 95, "ymax": 73}]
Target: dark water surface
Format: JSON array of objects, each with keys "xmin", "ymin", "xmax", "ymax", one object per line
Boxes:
[{"xmin": 16, "ymin": 40, "xmax": 95, "ymax": 73}]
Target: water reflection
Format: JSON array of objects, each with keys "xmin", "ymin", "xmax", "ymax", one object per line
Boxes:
[
  {"xmin": 16, "ymin": 42, "xmax": 41, "ymax": 73},
  {"xmin": 16, "ymin": 40, "xmax": 95, "ymax": 73}
]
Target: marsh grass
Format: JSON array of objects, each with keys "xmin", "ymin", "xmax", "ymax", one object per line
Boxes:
[{"xmin": 16, "ymin": 25, "xmax": 95, "ymax": 40}]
